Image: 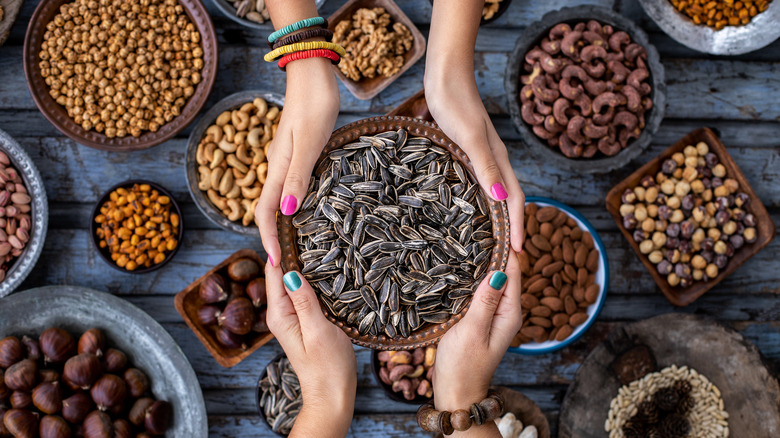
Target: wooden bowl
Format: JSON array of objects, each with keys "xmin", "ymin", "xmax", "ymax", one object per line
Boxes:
[
  {"xmin": 327, "ymin": 0, "xmax": 426, "ymax": 101},
  {"xmin": 22, "ymin": 0, "xmax": 218, "ymax": 151},
  {"xmin": 370, "ymin": 349, "xmax": 433, "ymax": 405},
  {"xmin": 174, "ymin": 249, "xmax": 272, "ymax": 368},
  {"xmin": 0, "ymin": 0, "xmax": 24, "ymax": 46},
  {"xmin": 505, "ymin": 5, "xmax": 666, "ymax": 174},
  {"xmin": 277, "ymin": 116, "xmax": 511, "ymax": 350},
  {"xmin": 385, "ymin": 88, "xmax": 432, "ymax": 122},
  {"xmin": 605, "ymin": 127, "xmax": 776, "ymax": 306},
  {"xmin": 89, "ymin": 180, "xmax": 184, "ymax": 274}
]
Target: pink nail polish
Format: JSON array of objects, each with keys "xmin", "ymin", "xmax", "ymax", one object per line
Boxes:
[
  {"xmin": 268, "ymin": 254, "xmax": 275, "ymax": 267},
  {"xmin": 491, "ymin": 183, "xmax": 508, "ymax": 201},
  {"xmin": 281, "ymin": 195, "xmax": 298, "ymax": 216}
]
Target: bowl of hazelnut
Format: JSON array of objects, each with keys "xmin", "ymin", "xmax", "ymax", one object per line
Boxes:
[
  {"xmin": 23, "ymin": 0, "xmax": 218, "ymax": 151},
  {"xmin": 606, "ymin": 127, "xmax": 776, "ymax": 306}
]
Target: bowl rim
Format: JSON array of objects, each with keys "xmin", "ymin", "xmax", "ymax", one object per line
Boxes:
[
  {"xmin": 22, "ymin": 0, "xmax": 218, "ymax": 151},
  {"xmin": 185, "ymin": 90, "xmax": 284, "ymax": 236},
  {"xmin": 89, "ymin": 179, "xmax": 184, "ymax": 274},
  {"xmin": 0, "ymin": 128, "xmax": 49, "ymax": 299},
  {"xmin": 210, "ymin": 0, "xmax": 327, "ymax": 30},
  {"xmin": 369, "ymin": 349, "xmax": 433, "ymax": 404},
  {"xmin": 507, "ymin": 196, "xmax": 609, "ymax": 355},
  {"xmin": 428, "ymin": 0, "xmax": 513, "ymax": 25},
  {"xmin": 277, "ymin": 115, "xmax": 511, "ymax": 350},
  {"xmin": 255, "ymin": 352, "xmax": 293, "ymax": 437},
  {"xmin": 504, "ymin": 5, "xmax": 667, "ymax": 174}
]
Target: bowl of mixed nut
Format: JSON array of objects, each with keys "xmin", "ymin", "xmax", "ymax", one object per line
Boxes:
[
  {"xmin": 212, "ymin": 0, "xmax": 327, "ymax": 29},
  {"xmin": 186, "ymin": 90, "xmax": 281, "ymax": 236},
  {"xmin": 277, "ymin": 116, "xmax": 511, "ymax": 350},
  {"xmin": 0, "ymin": 129, "xmax": 48, "ymax": 298},
  {"xmin": 23, "ymin": 0, "xmax": 218, "ymax": 151},
  {"xmin": 505, "ymin": 6, "xmax": 666, "ymax": 174}
]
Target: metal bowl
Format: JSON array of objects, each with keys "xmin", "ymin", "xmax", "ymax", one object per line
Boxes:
[
  {"xmin": 23, "ymin": 0, "xmax": 218, "ymax": 151},
  {"xmin": 508, "ymin": 197, "xmax": 609, "ymax": 355},
  {"xmin": 0, "ymin": 129, "xmax": 48, "ymax": 299},
  {"xmin": 277, "ymin": 115, "xmax": 511, "ymax": 351},
  {"xmin": 370, "ymin": 349, "xmax": 432, "ymax": 405},
  {"xmin": 212, "ymin": 0, "xmax": 327, "ymax": 31},
  {"xmin": 255, "ymin": 353, "xmax": 289, "ymax": 437},
  {"xmin": 505, "ymin": 6, "xmax": 667, "ymax": 174},
  {"xmin": 639, "ymin": 0, "xmax": 780, "ymax": 55},
  {"xmin": 186, "ymin": 90, "xmax": 284, "ymax": 236},
  {"xmin": 0, "ymin": 286, "xmax": 208, "ymax": 437}
]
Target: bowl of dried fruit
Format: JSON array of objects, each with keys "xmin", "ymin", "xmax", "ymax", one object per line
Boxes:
[
  {"xmin": 505, "ymin": 6, "xmax": 666, "ymax": 174},
  {"xmin": 0, "ymin": 129, "xmax": 48, "ymax": 299},
  {"xmin": 606, "ymin": 127, "xmax": 775, "ymax": 307},
  {"xmin": 186, "ymin": 90, "xmax": 283, "ymax": 236},
  {"xmin": 328, "ymin": 0, "xmax": 426, "ymax": 100},
  {"xmin": 277, "ymin": 115, "xmax": 510, "ymax": 350},
  {"xmin": 508, "ymin": 197, "xmax": 609, "ymax": 355},
  {"xmin": 90, "ymin": 180, "xmax": 183, "ymax": 274},
  {"xmin": 23, "ymin": 0, "xmax": 218, "ymax": 151},
  {"xmin": 212, "ymin": 0, "xmax": 327, "ymax": 29}
]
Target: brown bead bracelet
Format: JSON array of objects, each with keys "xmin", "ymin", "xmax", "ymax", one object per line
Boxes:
[
  {"xmin": 416, "ymin": 390, "xmax": 505, "ymax": 435},
  {"xmin": 270, "ymin": 27, "xmax": 333, "ymax": 49}
]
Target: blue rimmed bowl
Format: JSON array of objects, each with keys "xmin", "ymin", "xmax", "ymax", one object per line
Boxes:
[{"xmin": 508, "ymin": 196, "xmax": 609, "ymax": 355}]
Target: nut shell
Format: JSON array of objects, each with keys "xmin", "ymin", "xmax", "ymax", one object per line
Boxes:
[
  {"xmin": 78, "ymin": 329, "xmax": 106, "ymax": 357},
  {"xmin": 0, "ymin": 336, "xmax": 24, "ymax": 368},
  {"xmin": 245, "ymin": 278, "xmax": 267, "ymax": 307},
  {"xmin": 5, "ymin": 359, "xmax": 38, "ymax": 392},
  {"xmin": 10, "ymin": 391, "xmax": 32, "ymax": 409},
  {"xmin": 128, "ymin": 398, "xmax": 154, "ymax": 426},
  {"xmin": 39, "ymin": 415, "xmax": 72, "ymax": 438},
  {"xmin": 102, "ymin": 349, "xmax": 127, "ymax": 374},
  {"xmin": 62, "ymin": 392, "xmax": 94, "ymax": 424},
  {"xmin": 216, "ymin": 327, "xmax": 247, "ymax": 350},
  {"xmin": 63, "ymin": 354, "xmax": 102, "ymax": 390},
  {"xmin": 40, "ymin": 328, "xmax": 76, "ymax": 363},
  {"xmin": 90, "ymin": 374, "xmax": 127, "ymax": 411},
  {"xmin": 21, "ymin": 336, "xmax": 41, "ymax": 362},
  {"xmin": 227, "ymin": 258, "xmax": 260, "ymax": 282},
  {"xmin": 196, "ymin": 305, "xmax": 221, "ymax": 327},
  {"xmin": 82, "ymin": 410, "xmax": 113, "ymax": 438},
  {"xmin": 123, "ymin": 368, "xmax": 150, "ymax": 399},
  {"xmin": 112, "ymin": 419, "xmax": 132, "ymax": 438},
  {"xmin": 33, "ymin": 381, "xmax": 63, "ymax": 414},
  {"xmin": 199, "ymin": 273, "xmax": 228, "ymax": 303},
  {"xmin": 218, "ymin": 297, "xmax": 255, "ymax": 335},
  {"xmin": 144, "ymin": 400, "xmax": 172, "ymax": 435},
  {"xmin": 3, "ymin": 408, "xmax": 39, "ymax": 438}
]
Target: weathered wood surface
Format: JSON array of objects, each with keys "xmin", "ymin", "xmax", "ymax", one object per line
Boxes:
[{"xmin": 0, "ymin": 0, "xmax": 778, "ymax": 436}]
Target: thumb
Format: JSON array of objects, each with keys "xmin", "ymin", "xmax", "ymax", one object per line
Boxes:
[
  {"xmin": 461, "ymin": 270, "xmax": 508, "ymax": 339},
  {"xmin": 466, "ymin": 138, "xmax": 509, "ymax": 203},
  {"xmin": 281, "ymin": 271, "xmax": 327, "ymax": 335},
  {"xmin": 279, "ymin": 146, "xmax": 319, "ymax": 217}
]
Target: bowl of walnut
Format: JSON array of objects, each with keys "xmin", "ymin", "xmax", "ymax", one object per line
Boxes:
[
  {"xmin": 23, "ymin": 0, "xmax": 218, "ymax": 151},
  {"xmin": 328, "ymin": 0, "xmax": 426, "ymax": 100}
]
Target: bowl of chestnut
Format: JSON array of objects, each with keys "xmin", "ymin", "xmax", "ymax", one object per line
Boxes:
[{"xmin": 174, "ymin": 249, "xmax": 272, "ymax": 368}]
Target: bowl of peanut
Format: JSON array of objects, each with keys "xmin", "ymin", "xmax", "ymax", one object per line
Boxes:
[{"xmin": 186, "ymin": 90, "xmax": 282, "ymax": 236}]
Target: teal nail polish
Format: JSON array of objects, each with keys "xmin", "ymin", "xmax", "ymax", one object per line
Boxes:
[
  {"xmin": 283, "ymin": 272, "xmax": 302, "ymax": 292},
  {"xmin": 489, "ymin": 271, "xmax": 507, "ymax": 290}
]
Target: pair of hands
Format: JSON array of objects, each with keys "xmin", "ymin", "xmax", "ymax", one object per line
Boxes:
[{"xmin": 264, "ymin": 253, "xmax": 523, "ymax": 437}]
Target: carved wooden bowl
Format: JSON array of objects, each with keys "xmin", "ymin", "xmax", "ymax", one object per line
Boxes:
[{"xmin": 277, "ymin": 116, "xmax": 510, "ymax": 350}]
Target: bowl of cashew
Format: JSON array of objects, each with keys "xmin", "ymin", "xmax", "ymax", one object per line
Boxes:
[{"xmin": 186, "ymin": 90, "xmax": 283, "ymax": 236}]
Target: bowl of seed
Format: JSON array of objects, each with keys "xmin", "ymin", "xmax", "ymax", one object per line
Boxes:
[
  {"xmin": 277, "ymin": 116, "xmax": 511, "ymax": 350},
  {"xmin": 256, "ymin": 353, "xmax": 302, "ymax": 436}
]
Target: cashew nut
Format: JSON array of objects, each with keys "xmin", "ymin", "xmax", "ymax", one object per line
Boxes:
[
  {"xmin": 532, "ymin": 124, "xmax": 557, "ymax": 140},
  {"xmin": 241, "ymin": 184, "xmax": 262, "ymax": 199},
  {"xmin": 567, "ymin": 115, "xmax": 587, "ymax": 144},
  {"xmin": 207, "ymin": 189, "xmax": 227, "ymax": 210},
  {"xmin": 235, "ymin": 144, "xmax": 253, "ymax": 165},
  {"xmin": 553, "ymin": 98, "xmax": 572, "ymax": 125},
  {"xmin": 521, "ymin": 101, "xmax": 545, "ymax": 125},
  {"xmin": 249, "ymin": 115, "xmax": 261, "ymax": 129},
  {"xmin": 204, "ymin": 142, "xmax": 216, "ymax": 163},
  {"xmin": 247, "ymin": 127, "xmax": 263, "ymax": 148},
  {"xmin": 257, "ymin": 162, "xmax": 268, "ymax": 184},
  {"xmin": 222, "ymin": 124, "xmax": 236, "ymax": 143},
  {"xmin": 196, "ymin": 143, "xmax": 208, "ymax": 166},
  {"xmin": 209, "ymin": 149, "xmax": 225, "ymax": 170},
  {"xmin": 218, "ymin": 138, "xmax": 237, "ymax": 154},
  {"xmin": 205, "ymin": 125, "xmax": 223, "ymax": 143},
  {"xmin": 252, "ymin": 147, "xmax": 266, "ymax": 165},
  {"xmin": 541, "ymin": 38, "xmax": 561, "ymax": 55},
  {"xmin": 232, "ymin": 110, "xmax": 250, "ymax": 131},
  {"xmin": 234, "ymin": 131, "xmax": 248, "ymax": 146},
  {"xmin": 216, "ymin": 111, "xmax": 231, "ymax": 126},
  {"xmin": 240, "ymin": 102, "xmax": 256, "ymax": 114},
  {"xmin": 561, "ymin": 31, "xmax": 583, "ymax": 59},
  {"xmin": 535, "ymin": 98, "xmax": 553, "ymax": 116},
  {"xmin": 210, "ymin": 167, "xmax": 225, "ymax": 189},
  {"xmin": 609, "ymin": 31, "xmax": 631, "ymax": 52},
  {"xmin": 226, "ymin": 199, "xmax": 243, "ymax": 222},
  {"xmin": 544, "ymin": 115, "xmax": 564, "ymax": 134},
  {"xmin": 225, "ymin": 184, "xmax": 241, "ymax": 199},
  {"xmin": 254, "ymin": 98, "xmax": 268, "ymax": 118},
  {"xmin": 236, "ymin": 169, "xmax": 256, "ymax": 187},
  {"xmin": 241, "ymin": 199, "xmax": 254, "ymax": 226},
  {"xmin": 227, "ymin": 154, "xmax": 249, "ymax": 174},
  {"xmin": 266, "ymin": 106, "xmax": 280, "ymax": 122},
  {"xmin": 219, "ymin": 169, "xmax": 234, "ymax": 196},
  {"xmin": 549, "ymin": 23, "xmax": 572, "ymax": 40},
  {"xmin": 531, "ymin": 75, "xmax": 559, "ymax": 103},
  {"xmin": 198, "ymin": 166, "xmax": 211, "ymax": 191}
]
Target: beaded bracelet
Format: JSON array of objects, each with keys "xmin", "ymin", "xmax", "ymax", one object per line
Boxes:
[
  {"xmin": 271, "ymin": 28, "xmax": 333, "ymax": 49},
  {"xmin": 278, "ymin": 49, "xmax": 340, "ymax": 70},
  {"xmin": 263, "ymin": 41, "xmax": 346, "ymax": 62},
  {"xmin": 416, "ymin": 390, "xmax": 505, "ymax": 436},
  {"xmin": 267, "ymin": 17, "xmax": 327, "ymax": 44}
]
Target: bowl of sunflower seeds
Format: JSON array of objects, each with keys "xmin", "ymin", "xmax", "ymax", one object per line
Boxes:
[{"xmin": 277, "ymin": 116, "xmax": 511, "ymax": 350}]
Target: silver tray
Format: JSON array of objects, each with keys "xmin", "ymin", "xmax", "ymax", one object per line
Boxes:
[
  {"xmin": 211, "ymin": 0, "xmax": 327, "ymax": 31},
  {"xmin": 0, "ymin": 286, "xmax": 208, "ymax": 437},
  {"xmin": 639, "ymin": 0, "xmax": 780, "ymax": 55},
  {"xmin": 0, "ymin": 128, "xmax": 48, "ymax": 298},
  {"xmin": 186, "ymin": 90, "xmax": 284, "ymax": 236}
]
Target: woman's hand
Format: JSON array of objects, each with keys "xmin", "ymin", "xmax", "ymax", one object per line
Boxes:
[
  {"xmin": 433, "ymin": 253, "xmax": 523, "ymax": 436},
  {"xmin": 265, "ymin": 263, "xmax": 356, "ymax": 437}
]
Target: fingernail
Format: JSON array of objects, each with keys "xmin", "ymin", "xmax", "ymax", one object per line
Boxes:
[
  {"xmin": 283, "ymin": 272, "xmax": 302, "ymax": 292},
  {"xmin": 281, "ymin": 195, "xmax": 298, "ymax": 216},
  {"xmin": 268, "ymin": 254, "xmax": 275, "ymax": 267},
  {"xmin": 489, "ymin": 271, "xmax": 507, "ymax": 290},
  {"xmin": 491, "ymin": 183, "xmax": 508, "ymax": 201}
]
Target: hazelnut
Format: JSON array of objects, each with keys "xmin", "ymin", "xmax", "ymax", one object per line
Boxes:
[
  {"xmin": 666, "ymin": 223, "xmax": 681, "ymax": 238},
  {"xmin": 723, "ymin": 178, "xmax": 739, "ymax": 193},
  {"xmin": 667, "ymin": 272, "xmax": 681, "ymax": 287},
  {"xmin": 690, "ymin": 179, "xmax": 705, "ymax": 194},
  {"xmin": 662, "ymin": 159, "xmax": 678, "ymax": 175},
  {"xmin": 658, "ymin": 205, "xmax": 672, "ymax": 220},
  {"xmin": 706, "ymin": 263, "xmax": 719, "ymax": 278},
  {"xmin": 623, "ymin": 213, "xmax": 637, "ymax": 230},
  {"xmin": 666, "ymin": 248, "xmax": 681, "ymax": 264},
  {"xmin": 715, "ymin": 254, "xmax": 729, "ymax": 269},
  {"xmin": 634, "ymin": 187, "xmax": 646, "ymax": 202},
  {"xmin": 743, "ymin": 213, "xmax": 757, "ymax": 227},
  {"xmin": 640, "ymin": 175, "xmax": 656, "ymax": 188},
  {"xmin": 723, "ymin": 221, "xmax": 737, "ymax": 235},
  {"xmin": 684, "ymin": 156, "xmax": 698, "ymax": 168},
  {"xmin": 674, "ymin": 181, "xmax": 691, "ymax": 197},
  {"xmin": 692, "ymin": 269, "xmax": 704, "ymax": 281},
  {"xmin": 678, "ymin": 240, "xmax": 692, "ymax": 255},
  {"xmin": 692, "ymin": 228, "xmax": 705, "ymax": 244},
  {"xmin": 691, "ymin": 255, "xmax": 707, "ymax": 270},
  {"xmin": 714, "ymin": 185, "xmax": 730, "ymax": 198},
  {"xmin": 744, "ymin": 227, "xmax": 757, "ymax": 243},
  {"xmin": 633, "ymin": 230, "xmax": 646, "ymax": 243},
  {"xmin": 645, "ymin": 187, "xmax": 659, "ymax": 203},
  {"xmin": 683, "ymin": 145, "xmax": 698, "ymax": 157},
  {"xmin": 619, "ymin": 204, "xmax": 635, "ymax": 217},
  {"xmin": 692, "ymin": 206, "xmax": 707, "ymax": 223},
  {"xmin": 680, "ymin": 220, "xmax": 696, "ymax": 239},
  {"xmin": 641, "ymin": 218, "xmax": 655, "ymax": 233},
  {"xmin": 648, "ymin": 250, "xmax": 663, "ymax": 264},
  {"xmin": 672, "ymin": 152, "xmax": 685, "ymax": 166},
  {"xmin": 639, "ymin": 240, "xmax": 654, "ymax": 254},
  {"xmin": 647, "ymin": 204, "xmax": 659, "ymax": 218},
  {"xmin": 652, "ymin": 232, "xmax": 667, "ymax": 248},
  {"xmin": 667, "ymin": 196, "xmax": 681, "ymax": 210},
  {"xmin": 713, "ymin": 240, "xmax": 727, "ymax": 255},
  {"xmin": 696, "ymin": 141, "xmax": 709, "ymax": 156},
  {"xmin": 734, "ymin": 192, "xmax": 750, "ymax": 207},
  {"xmin": 682, "ymin": 166, "xmax": 698, "ymax": 182},
  {"xmin": 681, "ymin": 194, "xmax": 696, "ymax": 211},
  {"xmin": 660, "ymin": 179, "xmax": 675, "ymax": 195},
  {"xmin": 634, "ymin": 205, "xmax": 648, "ymax": 222},
  {"xmin": 704, "ymin": 152, "xmax": 719, "ymax": 167},
  {"xmin": 712, "ymin": 163, "xmax": 726, "ymax": 178},
  {"xmin": 729, "ymin": 234, "xmax": 745, "ymax": 250},
  {"xmin": 657, "ymin": 260, "xmax": 673, "ymax": 275}
]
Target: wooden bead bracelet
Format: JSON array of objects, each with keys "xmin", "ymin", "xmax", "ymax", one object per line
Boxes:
[
  {"xmin": 271, "ymin": 28, "xmax": 333, "ymax": 50},
  {"xmin": 278, "ymin": 49, "xmax": 340, "ymax": 70},
  {"xmin": 416, "ymin": 390, "xmax": 505, "ymax": 435}
]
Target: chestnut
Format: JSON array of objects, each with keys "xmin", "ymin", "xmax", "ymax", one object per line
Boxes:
[
  {"xmin": 3, "ymin": 408, "xmax": 38, "ymax": 438},
  {"xmin": 227, "ymin": 258, "xmax": 260, "ymax": 282},
  {"xmin": 144, "ymin": 400, "xmax": 172, "ymax": 435},
  {"xmin": 40, "ymin": 328, "xmax": 76, "ymax": 363},
  {"xmin": 39, "ymin": 369, "xmax": 61, "ymax": 383},
  {"xmin": 102, "ymin": 349, "xmax": 127, "ymax": 374},
  {"xmin": 10, "ymin": 391, "xmax": 32, "ymax": 409},
  {"xmin": 90, "ymin": 375, "xmax": 126, "ymax": 411},
  {"xmin": 21, "ymin": 336, "xmax": 40, "ymax": 362},
  {"xmin": 62, "ymin": 393, "xmax": 93, "ymax": 424},
  {"xmin": 39, "ymin": 415, "xmax": 72, "ymax": 438},
  {"xmin": 228, "ymin": 282, "xmax": 246, "ymax": 301},
  {"xmin": 128, "ymin": 398, "xmax": 154, "ymax": 427},
  {"xmin": 252, "ymin": 308, "xmax": 269, "ymax": 333},
  {"xmin": 0, "ymin": 370, "xmax": 9, "ymax": 400},
  {"xmin": 0, "ymin": 336, "xmax": 24, "ymax": 368},
  {"xmin": 112, "ymin": 419, "xmax": 132, "ymax": 438},
  {"xmin": 5, "ymin": 359, "xmax": 37, "ymax": 392},
  {"xmin": 64, "ymin": 354, "xmax": 101, "ymax": 390},
  {"xmin": 78, "ymin": 329, "xmax": 106, "ymax": 357},
  {"xmin": 0, "ymin": 407, "xmax": 8, "ymax": 436},
  {"xmin": 82, "ymin": 411, "xmax": 113, "ymax": 438},
  {"xmin": 33, "ymin": 381, "xmax": 63, "ymax": 414},
  {"xmin": 216, "ymin": 327, "xmax": 247, "ymax": 350},
  {"xmin": 218, "ymin": 297, "xmax": 255, "ymax": 335},
  {"xmin": 123, "ymin": 368, "xmax": 149, "ymax": 399},
  {"xmin": 199, "ymin": 273, "xmax": 228, "ymax": 304},
  {"xmin": 246, "ymin": 278, "xmax": 267, "ymax": 308},
  {"xmin": 196, "ymin": 305, "xmax": 221, "ymax": 327}
]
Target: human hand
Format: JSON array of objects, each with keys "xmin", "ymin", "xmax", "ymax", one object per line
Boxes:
[
  {"xmin": 264, "ymin": 263, "xmax": 356, "ymax": 437},
  {"xmin": 255, "ymin": 58, "xmax": 339, "ymax": 267},
  {"xmin": 432, "ymin": 253, "xmax": 522, "ymax": 435}
]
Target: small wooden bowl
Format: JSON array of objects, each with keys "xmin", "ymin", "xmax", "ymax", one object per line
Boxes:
[
  {"xmin": 605, "ymin": 127, "xmax": 776, "ymax": 306},
  {"xmin": 385, "ymin": 89, "xmax": 432, "ymax": 122},
  {"xmin": 174, "ymin": 249, "xmax": 273, "ymax": 367},
  {"xmin": 90, "ymin": 180, "xmax": 184, "ymax": 274},
  {"xmin": 370, "ymin": 349, "xmax": 433, "ymax": 405},
  {"xmin": 22, "ymin": 0, "xmax": 218, "ymax": 151},
  {"xmin": 277, "ymin": 116, "xmax": 511, "ymax": 350},
  {"xmin": 327, "ymin": 0, "xmax": 426, "ymax": 101},
  {"xmin": 0, "ymin": 0, "xmax": 24, "ymax": 46}
]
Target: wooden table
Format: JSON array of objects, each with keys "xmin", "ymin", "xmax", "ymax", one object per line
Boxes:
[{"xmin": 0, "ymin": 0, "xmax": 778, "ymax": 436}]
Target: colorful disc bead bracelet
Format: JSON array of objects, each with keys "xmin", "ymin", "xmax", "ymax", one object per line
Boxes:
[
  {"xmin": 271, "ymin": 27, "xmax": 333, "ymax": 49},
  {"xmin": 267, "ymin": 17, "xmax": 327, "ymax": 44},
  {"xmin": 278, "ymin": 49, "xmax": 340, "ymax": 69},
  {"xmin": 263, "ymin": 41, "xmax": 346, "ymax": 62},
  {"xmin": 416, "ymin": 390, "xmax": 505, "ymax": 435}
]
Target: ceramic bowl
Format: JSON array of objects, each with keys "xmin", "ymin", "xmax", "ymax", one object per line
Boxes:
[
  {"xmin": 370, "ymin": 349, "xmax": 433, "ymax": 405},
  {"xmin": 211, "ymin": 0, "xmax": 327, "ymax": 31}
]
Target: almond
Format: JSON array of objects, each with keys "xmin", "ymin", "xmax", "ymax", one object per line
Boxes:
[
  {"xmin": 552, "ymin": 313, "xmax": 569, "ymax": 327},
  {"xmin": 555, "ymin": 324, "xmax": 574, "ymax": 341},
  {"xmin": 548, "ymin": 326, "xmax": 560, "ymax": 342},
  {"xmin": 525, "ymin": 203, "xmax": 538, "ymax": 220},
  {"xmin": 526, "ymin": 277, "xmax": 550, "ymax": 294},
  {"xmin": 552, "ymin": 273, "xmax": 562, "ymax": 290},
  {"xmin": 532, "ymin": 254, "xmax": 553, "ymax": 274},
  {"xmin": 552, "ymin": 246, "xmax": 563, "ymax": 261},
  {"xmin": 540, "ymin": 296, "xmax": 563, "ymax": 312},
  {"xmin": 530, "ymin": 305, "xmax": 552, "ymax": 317},
  {"xmin": 526, "ymin": 215, "xmax": 540, "ymax": 236},
  {"xmin": 585, "ymin": 284, "xmax": 600, "ymax": 304},
  {"xmin": 520, "ymin": 326, "xmax": 546, "ymax": 340},
  {"xmin": 562, "ymin": 239, "xmax": 574, "ymax": 264},
  {"xmin": 570, "ymin": 227, "xmax": 583, "ymax": 241},
  {"xmin": 577, "ymin": 267, "xmax": 589, "ymax": 288},
  {"xmin": 564, "ymin": 295, "xmax": 577, "ymax": 314},
  {"xmin": 531, "ymin": 234, "xmax": 552, "ymax": 252},
  {"xmin": 542, "ymin": 261, "xmax": 564, "ymax": 277},
  {"xmin": 523, "ymin": 238, "xmax": 541, "ymax": 258},
  {"xmin": 564, "ymin": 264, "xmax": 577, "ymax": 282},
  {"xmin": 550, "ymin": 228, "xmax": 564, "ymax": 247},
  {"xmin": 540, "ymin": 222, "xmax": 554, "ymax": 239},
  {"xmin": 572, "ymin": 286, "xmax": 585, "ymax": 302},
  {"xmin": 535, "ymin": 206, "xmax": 558, "ymax": 222},
  {"xmin": 586, "ymin": 249, "xmax": 600, "ymax": 273},
  {"xmin": 570, "ymin": 312, "xmax": 589, "ymax": 326},
  {"xmin": 520, "ymin": 293, "xmax": 539, "ymax": 309},
  {"xmin": 566, "ymin": 217, "xmax": 577, "ymax": 228},
  {"xmin": 560, "ymin": 284, "xmax": 573, "ymax": 299},
  {"xmin": 582, "ymin": 231, "xmax": 594, "ymax": 249},
  {"xmin": 552, "ymin": 211, "xmax": 568, "ymax": 227},
  {"xmin": 542, "ymin": 286, "xmax": 558, "ymax": 297},
  {"xmin": 529, "ymin": 316, "xmax": 552, "ymax": 328},
  {"xmin": 518, "ymin": 251, "xmax": 532, "ymax": 276},
  {"xmin": 574, "ymin": 245, "xmax": 588, "ymax": 268}
]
